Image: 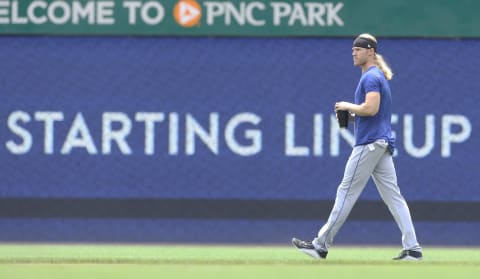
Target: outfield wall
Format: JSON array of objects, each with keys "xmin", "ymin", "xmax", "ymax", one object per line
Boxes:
[{"xmin": 0, "ymin": 36, "xmax": 479, "ymax": 245}]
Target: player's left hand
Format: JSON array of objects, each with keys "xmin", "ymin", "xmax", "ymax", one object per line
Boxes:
[{"xmin": 334, "ymin": 101, "xmax": 351, "ymax": 112}]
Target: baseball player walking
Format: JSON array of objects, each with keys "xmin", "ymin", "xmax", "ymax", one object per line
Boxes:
[{"xmin": 292, "ymin": 34, "xmax": 423, "ymax": 261}]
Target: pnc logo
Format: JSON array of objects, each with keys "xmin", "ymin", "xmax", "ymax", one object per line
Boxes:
[{"xmin": 174, "ymin": 0, "xmax": 202, "ymax": 27}]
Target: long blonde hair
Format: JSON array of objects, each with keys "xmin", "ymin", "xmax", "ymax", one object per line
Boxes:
[{"xmin": 358, "ymin": 33, "xmax": 394, "ymax": 80}]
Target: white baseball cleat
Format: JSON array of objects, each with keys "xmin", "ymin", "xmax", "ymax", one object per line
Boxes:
[
  {"xmin": 291, "ymin": 237, "xmax": 328, "ymax": 259},
  {"xmin": 392, "ymin": 250, "xmax": 423, "ymax": 261}
]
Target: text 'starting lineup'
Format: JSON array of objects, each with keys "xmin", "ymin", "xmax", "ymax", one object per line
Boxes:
[{"xmin": 3, "ymin": 111, "xmax": 471, "ymax": 158}]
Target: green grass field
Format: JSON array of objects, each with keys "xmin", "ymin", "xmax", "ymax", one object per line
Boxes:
[{"xmin": 0, "ymin": 244, "xmax": 479, "ymax": 279}]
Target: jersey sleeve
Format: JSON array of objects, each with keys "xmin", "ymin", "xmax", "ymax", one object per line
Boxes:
[{"xmin": 363, "ymin": 73, "xmax": 381, "ymax": 93}]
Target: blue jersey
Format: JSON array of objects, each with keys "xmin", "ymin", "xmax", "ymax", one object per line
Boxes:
[{"xmin": 354, "ymin": 66, "xmax": 395, "ymax": 154}]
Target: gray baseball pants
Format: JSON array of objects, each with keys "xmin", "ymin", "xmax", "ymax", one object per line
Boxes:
[{"xmin": 313, "ymin": 139, "xmax": 422, "ymax": 252}]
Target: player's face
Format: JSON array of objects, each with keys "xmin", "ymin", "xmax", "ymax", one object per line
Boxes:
[{"xmin": 352, "ymin": 47, "xmax": 369, "ymax": 66}]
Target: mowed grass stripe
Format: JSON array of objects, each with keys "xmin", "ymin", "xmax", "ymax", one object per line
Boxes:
[
  {"xmin": 1, "ymin": 264, "xmax": 479, "ymax": 279},
  {"xmin": 0, "ymin": 245, "xmax": 479, "ymax": 266},
  {"xmin": 1, "ymin": 258, "xmax": 480, "ymax": 266},
  {"xmin": 0, "ymin": 245, "xmax": 479, "ymax": 279}
]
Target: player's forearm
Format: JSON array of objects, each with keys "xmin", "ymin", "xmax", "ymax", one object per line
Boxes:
[{"xmin": 344, "ymin": 102, "xmax": 378, "ymax": 117}]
